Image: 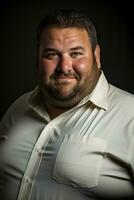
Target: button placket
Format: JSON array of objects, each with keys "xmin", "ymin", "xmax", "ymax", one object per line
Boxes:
[{"xmin": 17, "ymin": 123, "xmax": 57, "ymax": 200}]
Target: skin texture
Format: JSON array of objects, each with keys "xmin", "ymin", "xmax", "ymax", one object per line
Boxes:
[{"xmin": 38, "ymin": 27, "xmax": 101, "ymax": 118}]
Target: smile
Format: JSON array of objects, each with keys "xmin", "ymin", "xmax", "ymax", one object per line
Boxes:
[{"xmin": 54, "ymin": 76, "xmax": 76, "ymax": 84}]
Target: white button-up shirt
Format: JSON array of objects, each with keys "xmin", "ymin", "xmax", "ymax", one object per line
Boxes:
[{"xmin": 0, "ymin": 72, "xmax": 134, "ymax": 199}]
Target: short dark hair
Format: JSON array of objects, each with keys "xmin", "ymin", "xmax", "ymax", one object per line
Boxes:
[{"xmin": 37, "ymin": 9, "xmax": 98, "ymax": 51}]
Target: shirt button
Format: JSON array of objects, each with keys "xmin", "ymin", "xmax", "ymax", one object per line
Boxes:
[
  {"xmin": 35, "ymin": 147, "xmax": 44, "ymax": 155},
  {"xmin": 24, "ymin": 176, "xmax": 32, "ymax": 184}
]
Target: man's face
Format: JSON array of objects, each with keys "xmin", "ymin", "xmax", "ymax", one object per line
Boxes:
[{"xmin": 38, "ymin": 27, "xmax": 101, "ymax": 108}]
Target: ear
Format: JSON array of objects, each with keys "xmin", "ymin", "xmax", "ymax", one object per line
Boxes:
[{"xmin": 94, "ymin": 45, "xmax": 101, "ymax": 69}]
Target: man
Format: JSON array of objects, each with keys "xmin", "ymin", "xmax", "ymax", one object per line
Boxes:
[{"xmin": 0, "ymin": 9, "xmax": 134, "ymax": 200}]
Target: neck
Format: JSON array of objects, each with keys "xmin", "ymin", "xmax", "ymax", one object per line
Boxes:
[{"xmin": 44, "ymin": 102, "xmax": 70, "ymax": 119}]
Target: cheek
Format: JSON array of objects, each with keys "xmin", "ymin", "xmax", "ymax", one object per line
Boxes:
[
  {"xmin": 39, "ymin": 60, "xmax": 56, "ymax": 76},
  {"xmin": 74, "ymin": 58, "xmax": 93, "ymax": 75}
]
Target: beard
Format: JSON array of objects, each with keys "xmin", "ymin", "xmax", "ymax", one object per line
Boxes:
[
  {"xmin": 39, "ymin": 75, "xmax": 82, "ymax": 108},
  {"xmin": 45, "ymin": 83, "xmax": 80, "ymax": 100},
  {"xmin": 38, "ymin": 62, "xmax": 100, "ymax": 109}
]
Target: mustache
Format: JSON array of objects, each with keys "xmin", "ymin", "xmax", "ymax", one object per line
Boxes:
[{"xmin": 50, "ymin": 71, "xmax": 80, "ymax": 80}]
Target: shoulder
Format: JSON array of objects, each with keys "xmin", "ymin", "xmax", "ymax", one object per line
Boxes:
[
  {"xmin": 108, "ymin": 84, "xmax": 134, "ymax": 112},
  {"xmin": 0, "ymin": 91, "xmax": 32, "ymax": 126},
  {"xmin": 109, "ymin": 84, "xmax": 134, "ymax": 101},
  {"xmin": 6, "ymin": 91, "xmax": 32, "ymax": 113}
]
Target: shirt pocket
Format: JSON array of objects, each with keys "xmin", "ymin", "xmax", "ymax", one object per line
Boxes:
[{"xmin": 53, "ymin": 134, "xmax": 106, "ymax": 188}]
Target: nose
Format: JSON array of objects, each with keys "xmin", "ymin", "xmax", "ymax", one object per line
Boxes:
[{"xmin": 56, "ymin": 55, "xmax": 73, "ymax": 73}]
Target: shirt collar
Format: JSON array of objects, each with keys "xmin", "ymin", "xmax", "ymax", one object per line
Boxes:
[
  {"xmin": 29, "ymin": 87, "xmax": 51, "ymax": 122},
  {"xmin": 78, "ymin": 71, "xmax": 109, "ymax": 110}
]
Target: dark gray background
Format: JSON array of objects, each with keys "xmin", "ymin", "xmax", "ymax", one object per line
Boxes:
[{"xmin": 0, "ymin": 0, "xmax": 134, "ymax": 119}]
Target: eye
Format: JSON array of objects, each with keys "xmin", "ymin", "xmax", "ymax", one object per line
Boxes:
[
  {"xmin": 70, "ymin": 52, "xmax": 83, "ymax": 58},
  {"xmin": 42, "ymin": 52, "xmax": 59, "ymax": 60}
]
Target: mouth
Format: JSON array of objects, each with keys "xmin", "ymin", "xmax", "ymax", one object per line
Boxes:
[
  {"xmin": 54, "ymin": 75, "xmax": 76, "ymax": 84},
  {"xmin": 55, "ymin": 75, "xmax": 76, "ymax": 79},
  {"xmin": 53, "ymin": 72, "xmax": 79, "ymax": 79}
]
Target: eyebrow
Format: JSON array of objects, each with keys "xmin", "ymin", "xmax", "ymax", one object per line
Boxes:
[
  {"xmin": 69, "ymin": 46, "xmax": 85, "ymax": 51},
  {"xmin": 43, "ymin": 48, "xmax": 59, "ymax": 53},
  {"xmin": 42, "ymin": 46, "xmax": 85, "ymax": 54}
]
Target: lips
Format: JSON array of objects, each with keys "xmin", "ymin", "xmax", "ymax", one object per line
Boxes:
[
  {"xmin": 54, "ymin": 75, "xmax": 76, "ymax": 84},
  {"xmin": 55, "ymin": 75, "xmax": 76, "ymax": 79},
  {"xmin": 53, "ymin": 72, "xmax": 79, "ymax": 79},
  {"xmin": 50, "ymin": 72, "xmax": 80, "ymax": 84}
]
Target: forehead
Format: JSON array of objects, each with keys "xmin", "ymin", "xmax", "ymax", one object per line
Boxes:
[{"xmin": 40, "ymin": 27, "xmax": 91, "ymax": 48}]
